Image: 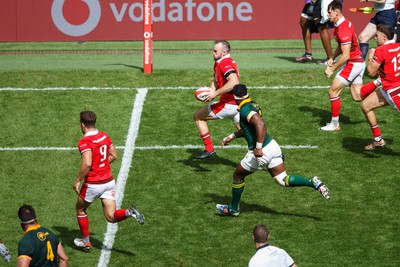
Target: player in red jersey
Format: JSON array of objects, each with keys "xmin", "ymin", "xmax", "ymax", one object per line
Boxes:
[
  {"xmin": 361, "ymin": 24, "xmax": 400, "ymax": 150},
  {"xmin": 73, "ymin": 111, "xmax": 144, "ymax": 251},
  {"xmin": 320, "ymin": 1, "xmax": 376, "ymax": 131},
  {"xmin": 193, "ymin": 40, "xmax": 240, "ymax": 159}
]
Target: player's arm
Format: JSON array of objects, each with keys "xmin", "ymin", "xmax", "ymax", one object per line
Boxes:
[
  {"xmin": 73, "ymin": 151, "xmax": 92, "ymax": 194},
  {"xmin": 221, "ymin": 129, "xmax": 244, "ymax": 147},
  {"xmin": 17, "ymin": 256, "xmax": 31, "ymax": 267},
  {"xmin": 57, "ymin": 243, "xmax": 69, "ymax": 267},
  {"xmin": 109, "ymin": 144, "xmax": 117, "ymax": 164},
  {"xmin": 367, "ymin": 48, "xmax": 380, "ymax": 77},
  {"xmin": 217, "ymin": 72, "xmax": 239, "ymax": 95},
  {"xmin": 248, "ymin": 112, "xmax": 266, "ymax": 157},
  {"xmin": 207, "ymin": 72, "xmax": 239, "ymax": 100},
  {"xmin": 325, "ymin": 43, "xmax": 350, "ymax": 77}
]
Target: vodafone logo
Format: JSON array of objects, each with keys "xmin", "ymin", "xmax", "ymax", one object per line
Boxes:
[{"xmin": 51, "ymin": 0, "xmax": 101, "ymax": 37}]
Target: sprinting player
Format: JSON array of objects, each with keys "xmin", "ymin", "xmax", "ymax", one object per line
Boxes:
[
  {"xmin": 17, "ymin": 204, "xmax": 68, "ymax": 267},
  {"xmin": 193, "ymin": 40, "xmax": 240, "ymax": 159},
  {"xmin": 0, "ymin": 240, "xmax": 11, "ymax": 263},
  {"xmin": 216, "ymin": 84, "xmax": 329, "ymax": 217},
  {"xmin": 249, "ymin": 224, "xmax": 298, "ymax": 267},
  {"xmin": 358, "ymin": 0, "xmax": 397, "ymax": 60},
  {"xmin": 320, "ymin": 1, "xmax": 374, "ymax": 131},
  {"xmin": 73, "ymin": 111, "xmax": 144, "ymax": 251},
  {"xmin": 361, "ymin": 24, "xmax": 400, "ymax": 150}
]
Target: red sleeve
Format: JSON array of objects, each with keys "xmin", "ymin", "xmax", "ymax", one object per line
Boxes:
[
  {"xmin": 372, "ymin": 46, "xmax": 385, "ymax": 65},
  {"xmin": 78, "ymin": 139, "xmax": 91, "ymax": 154}
]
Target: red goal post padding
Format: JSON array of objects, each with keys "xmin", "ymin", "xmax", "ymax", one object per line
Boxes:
[{"xmin": 143, "ymin": 0, "xmax": 153, "ymax": 74}]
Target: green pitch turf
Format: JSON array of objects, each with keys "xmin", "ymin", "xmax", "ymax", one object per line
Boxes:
[{"xmin": 0, "ymin": 41, "xmax": 399, "ymax": 266}]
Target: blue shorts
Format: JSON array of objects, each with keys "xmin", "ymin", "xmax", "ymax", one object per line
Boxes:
[{"xmin": 370, "ymin": 9, "xmax": 397, "ymax": 29}]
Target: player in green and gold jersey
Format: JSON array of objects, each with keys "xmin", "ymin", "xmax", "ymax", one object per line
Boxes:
[
  {"xmin": 216, "ymin": 84, "xmax": 330, "ymax": 216},
  {"xmin": 17, "ymin": 205, "xmax": 68, "ymax": 267}
]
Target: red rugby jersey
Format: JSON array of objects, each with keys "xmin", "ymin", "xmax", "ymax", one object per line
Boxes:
[
  {"xmin": 334, "ymin": 17, "xmax": 362, "ymax": 61},
  {"xmin": 373, "ymin": 41, "xmax": 400, "ymax": 91},
  {"xmin": 78, "ymin": 130, "xmax": 114, "ymax": 184},
  {"xmin": 213, "ymin": 55, "xmax": 239, "ymax": 105}
]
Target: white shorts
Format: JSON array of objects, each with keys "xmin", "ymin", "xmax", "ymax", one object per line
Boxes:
[
  {"xmin": 79, "ymin": 180, "xmax": 116, "ymax": 203},
  {"xmin": 207, "ymin": 101, "xmax": 240, "ymax": 124},
  {"xmin": 240, "ymin": 139, "xmax": 284, "ymax": 172},
  {"xmin": 336, "ymin": 61, "xmax": 365, "ymax": 85},
  {"xmin": 381, "ymin": 87, "xmax": 400, "ymax": 112}
]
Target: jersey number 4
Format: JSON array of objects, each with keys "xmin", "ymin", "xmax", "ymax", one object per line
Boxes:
[{"xmin": 46, "ymin": 241, "xmax": 55, "ymax": 261}]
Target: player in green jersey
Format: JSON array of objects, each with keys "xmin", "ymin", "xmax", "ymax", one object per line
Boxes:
[
  {"xmin": 17, "ymin": 205, "xmax": 68, "ymax": 267},
  {"xmin": 216, "ymin": 84, "xmax": 330, "ymax": 216}
]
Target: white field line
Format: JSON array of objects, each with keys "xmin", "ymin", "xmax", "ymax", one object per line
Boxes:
[
  {"xmin": 0, "ymin": 144, "xmax": 318, "ymax": 151},
  {"xmin": 97, "ymin": 88, "xmax": 148, "ymax": 267},
  {"xmin": 0, "ymin": 85, "xmax": 329, "ymax": 91}
]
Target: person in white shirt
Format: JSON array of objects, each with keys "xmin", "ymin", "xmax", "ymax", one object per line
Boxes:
[
  {"xmin": 249, "ymin": 224, "xmax": 298, "ymax": 267},
  {"xmin": 358, "ymin": 0, "xmax": 397, "ymax": 59}
]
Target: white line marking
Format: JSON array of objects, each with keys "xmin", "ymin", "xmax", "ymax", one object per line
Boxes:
[
  {"xmin": 0, "ymin": 85, "xmax": 328, "ymax": 91},
  {"xmin": 97, "ymin": 88, "xmax": 148, "ymax": 267},
  {"xmin": 0, "ymin": 144, "xmax": 318, "ymax": 151}
]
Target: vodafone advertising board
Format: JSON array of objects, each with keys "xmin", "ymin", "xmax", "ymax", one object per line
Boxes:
[{"xmin": 1, "ymin": 0, "xmax": 370, "ymax": 42}]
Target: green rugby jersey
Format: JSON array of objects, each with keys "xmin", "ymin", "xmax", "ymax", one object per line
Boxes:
[
  {"xmin": 237, "ymin": 98, "xmax": 272, "ymax": 150},
  {"xmin": 18, "ymin": 224, "xmax": 60, "ymax": 267}
]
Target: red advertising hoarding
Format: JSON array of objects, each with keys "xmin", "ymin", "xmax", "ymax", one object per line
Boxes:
[{"xmin": 0, "ymin": 0, "xmax": 372, "ymax": 42}]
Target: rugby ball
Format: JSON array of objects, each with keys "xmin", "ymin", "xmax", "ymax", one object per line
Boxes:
[{"xmin": 194, "ymin": 87, "xmax": 210, "ymax": 102}]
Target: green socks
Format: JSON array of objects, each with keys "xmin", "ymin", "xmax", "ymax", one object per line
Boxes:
[
  {"xmin": 286, "ymin": 175, "xmax": 313, "ymax": 188},
  {"xmin": 231, "ymin": 181, "xmax": 245, "ymax": 211}
]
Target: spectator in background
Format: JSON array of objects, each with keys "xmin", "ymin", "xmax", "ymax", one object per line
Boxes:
[
  {"xmin": 249, "ymin": 224, "xmax": 298, "ymax": 267},
  {"xmin": 396, "ymin": 3, "xmax": 400, "ymax": 42},
  {"xmin": 361, "ymin": 24, "xmax": 400, "ymax": 150},
  {"xmin": 296, "ymin": 0, "xmax": 344, "ymax": 65},
  {"xmin": 358, "ymin": 0, "xmax": 397, "ymax": 59},
  {"xmin": 17, "ymin": 204, "xmax": 68, "ymax": 267},
  {"xmin": 295, "ymin": 0, "xmax": 319, "ymax": 62}
]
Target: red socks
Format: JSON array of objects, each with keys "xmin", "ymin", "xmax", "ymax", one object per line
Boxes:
[
  {"xmin": 360, "ymin": 81, "xmax": 377, "ymax": 100},
  {"xmin": 113, "ymin": 209, "xmax": 129, "ymax": 222},
  {"xmin": 330, "ymin": 96, "xmax": 341, "ymax": 118},
  {"xmin": 371, "ymin": 125, "xmax": 382, "ymax": 139},
  {"xmin": 201, "ymin": 132, "xmax": 214, "ymax": 152},
  {"xmin": 77, "ymin": 214, "xmax": 89, "ymax": 238}
]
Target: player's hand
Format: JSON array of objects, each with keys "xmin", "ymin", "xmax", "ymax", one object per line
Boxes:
[
  {"xmin": 325, "ymin": 66, "xmax": 334, "ymax": 78},
  {"xmin": 254, "ymin": 148, "xmax": 263, "ymax": 158},
  {"xmin": 221, "ymin": 133, "xmax": 236, "ymax": 148},
  {"xmin": 221, "ymin": 137, "xmax": 232, "ymax": 147},
  {"xmin": 368, "ymin": 48, "xmax": 376, "ymax": 61},
  {"xmin": 205, "ymin": 88, "xmax": 217, "ymax": 102},
  {"xmin": 73, "ymin": 181, "xmax": 81, "ymax": 194}
]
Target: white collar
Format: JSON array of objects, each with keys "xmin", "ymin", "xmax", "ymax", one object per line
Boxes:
[
  {"xmin": 335, "ymin": 16, "xmax": 345, "ymax": 27},
  {"xmin": 216, "ymin": 54, "xmax": 231, "ymax": 63},
  {"xmin": 84, "ymin": 129, "xmax": 98, "ymax": 137},
  {"xmin": 384, "ymin": 40, "xmax": 396, "ymax": 45}
]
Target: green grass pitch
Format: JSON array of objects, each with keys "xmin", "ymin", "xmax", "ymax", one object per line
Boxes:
[{"xmin": 0, "ymin": 40, "xmax": 399, "ymax": 266}]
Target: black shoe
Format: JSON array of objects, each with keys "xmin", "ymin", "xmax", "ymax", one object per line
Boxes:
[{"xmin": 195, "ymin": 150, "xmax": 216, "ymax": 159}]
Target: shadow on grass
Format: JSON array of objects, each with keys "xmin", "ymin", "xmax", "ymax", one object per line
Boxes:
[
  {"xmin": 52, "ymin": 226, "xmax": 135, "ymax": 256},
  {"xmin": 298, "ymin": 105, "xmax": 365, "ymax": 127},
  {"xmin": 205, "ymin": 193, "xmax": 321, "ymax": 221},
  {"xmin": 104, "ymin": 63, "xmax": 143, "ymax": 71},
  {"xmin": 342, "ymin": 137, "xmax": 400, "ymax": 157},
  {"xmin": 177, "ymin": 149, "xmax": 238, "ymax": 172}
]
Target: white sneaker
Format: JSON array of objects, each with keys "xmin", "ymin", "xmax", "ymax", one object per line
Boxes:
[
  {"xmin": 319, "ymin": 122, "xmax": 340, "ymax": 131},
  {"xmin": 312, "ymin": 176, "xmax": 330, "ymax": 199},
  {"xmin": 0, "ymin": 241, "xmax": 11, "ymax": 263},
  {"xmin": 74, "ymin": 238, "xmax": 92, "ymax": 251},
  {"xmin": 129, "ymin": 205, "xmax": 145, "ymax": 225}
]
